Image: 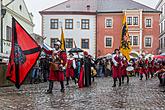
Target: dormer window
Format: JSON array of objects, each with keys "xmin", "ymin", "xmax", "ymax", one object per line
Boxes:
[
  {"xmin": 87, "ymin": 5, "xmax": 90, "ymax": 10},
  {"xmin": 66, "ymin": 4, "xmax": 70, "ymax": 8}
]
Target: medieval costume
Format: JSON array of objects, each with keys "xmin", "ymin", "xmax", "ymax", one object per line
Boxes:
[
  {"xmin": 134, "ymin": 60, "xmax": 140, "ymax": 77},
  {"xmin": 121, "ymin": 57, "xmax": 129, "ymax": 84},
  {"xmin": 46, "ymin": 41, "xmax": 67, "ymax": 93},
  {"xmin": 77, "ymin": 58, "xmax": 84, "ymax": 88},
  {"xmin": 144, "ymin": 59, "xmax": 149, "ymax": 79},
  {"xmin": 40, "ymin": 55, "xmax": 50, "ymax": 82},
  {"xmin": 139, "ymin": 57, "xmax": 148, "ymax": 80},
  {"xmin": 148, "ymin": 57, "xmax": 154, "ymax": 78},
  {"xmin": 84, "ymin": 51, "xmax": 92, "ymax": 87},
  {"xmin": 66, "ymin": 53, "xmax": 76, "ymax": 85},
  {"xmin": 112, "ymin": 49, "xmax": 122, "ymax": 87}
]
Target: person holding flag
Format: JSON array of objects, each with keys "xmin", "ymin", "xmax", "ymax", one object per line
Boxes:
[{"xmin": 6, "ymin": 18, "xmax": 41, "ymax": 89}]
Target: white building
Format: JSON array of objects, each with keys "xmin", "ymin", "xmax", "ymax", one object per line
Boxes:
[
  {"xmin": 0, "ymin": 0, "xmax": 34, "ymax": 56},
  {"xmin": 40, "ymin": 0, "xmax": 97, "ymax": 57},
  {"xmin": 156, "ymin": 0, "xmax": 165, "ymax": 53}
]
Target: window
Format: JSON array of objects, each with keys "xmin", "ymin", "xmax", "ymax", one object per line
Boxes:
[
  {"xmin": 50, "ymin": 19, "xmax": 58, "ymax": 29},
  {"xmin": 105, "ymin": 19, "xmax": 112, "ymax": 28},
  {"xmin": 50, "ymin": 38, "xmax": 59, "ymax": 48},
  {"xmin": 65, "ymin": 38, "xmax": 73, "ymax": 48},
  {"xmin": 146, "ymin": 19, "xmax": 152, "ymax": 27},
  {"xmin": 6, "ymin": 26, "xmax": 12, "ymax": 41},
  {"xmin": 65, "ymin": 19, "xmax": 73, "ymax": 29},
  {"xmin": 160, "ymin": 38, "xmax": 163, "ymax": 49},
  {"xmin": 145, "ymin": 37, "xmax": 152, "ymax": 47},
  {"xmin": 81, "ymin": 19, "xmax": 89, "ymax": 29},
  {"xmin": 129, "ymin": 36, "xmax": 138, "ymax": 46},
  {"xmin": 164, "ymin": 5, "xmax": 165, "ymax": 15},
  {"xmin": 127, "ymin": 17, "xmax": 132, "ymax": 25},
  {"xmin": 87, "ymin": 5, "xmax": 90, "ymax": 10},
  {"xmin": 133, "ymin": 36, "xmax": 138, "ymax": 46},
  {"xmin": 81, "ymin": 39, "xmax": 89, "ymax": 49},
  {"xmin": 105, "ymin": 37, "xmax": 112, "ymax": 47},
  {"xmin": 164, "ymin": 21, "xmax": 165, "ymax": 32},
  {"xmin": 19, "ymin": 5, "xmax": 22, "ymax": 11},
  {"xmin": 133, "ymin": 17, "xmax": 138, "ymax": 25},
  {"xmin": 161, "ymin": 22, "xmax": 163, "ymax": 33},
  {"xmin": 161, "ymin": 6, "xmax": 164, "ymax": 15},
  {"xmin": 129, "ymin": 36, "xmax": 132, "ymax": 45}
]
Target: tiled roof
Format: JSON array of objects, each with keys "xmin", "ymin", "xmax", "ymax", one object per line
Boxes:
[
  {"xmin": 40, "ymin": 0, "xmax": 159, "ymax": 13},
  {"xmin": 42, "ymin": 0, "xmax": 97, "ymax": 12},
  {"xmin": 97, "ymin": 0, "xmax": 158, "ymax": 12}
]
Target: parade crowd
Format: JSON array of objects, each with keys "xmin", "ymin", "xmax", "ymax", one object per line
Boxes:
[{"xmin": 30, "ymin": 41, "xmax": 165, "ymax": 93}]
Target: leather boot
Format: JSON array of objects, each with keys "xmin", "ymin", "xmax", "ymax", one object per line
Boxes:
[
  {"xmin": 60, "ymin": 81, "xmax": 65, "ymax": 93},
  {"xmin": 46, "ymin": 81, "xmax": 53, "ymax": 94},
  {"xmin": 66, "ymin": 77, "xmax": 69, "ymax": 86},
  {"xmin": 112, "ymin": 78, "xmax": 117, "ymax": 87},
  {"xmin": 119, "ymin": 78, "xmax": 121, "ymax": 86}
]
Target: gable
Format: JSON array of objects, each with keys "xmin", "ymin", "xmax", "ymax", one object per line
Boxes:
[{"xmin": 6, "ymin": 0, "xmax": 33, "ymax": 23}]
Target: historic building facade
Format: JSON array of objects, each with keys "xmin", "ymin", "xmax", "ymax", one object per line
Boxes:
[
  {"xmin": 40, "ymin": 0, "xmax": 97, "ymax": 56},
  {"xmin": 40, "ymin": 0, "xmax": 160, "ymax": 57},
  {"xmin": 1, "ymin": 0, "xmax": 34, "ymax": 56}
]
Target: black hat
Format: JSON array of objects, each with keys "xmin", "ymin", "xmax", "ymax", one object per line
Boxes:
[
  {"xmin": 69, "ymin": 52, "xmax": 74, "ymax": 56},
  {"xmin": 114, "ymin": 49, "xmax": 120, "ymax": 54}
]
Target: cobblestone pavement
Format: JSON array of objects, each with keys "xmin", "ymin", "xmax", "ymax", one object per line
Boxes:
[{"xmin": 0, "ymin": 77, "xmax": 165, "ymax": 110}]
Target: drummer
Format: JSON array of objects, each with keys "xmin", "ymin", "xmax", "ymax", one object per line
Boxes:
[
  {"xmin": 148, "ymin": 57, "xmax": 154, "ymax": 78},
  {"xmin": 134, "ymin": 59, "xmax": 140, "ymax": 77},
  {"xmin": 139, "ymin": 55, "xmax": 147, "ymax": 80},
  {"xmin": 121, "ymin": 57, "xmax": 129, "ymax": 84}
]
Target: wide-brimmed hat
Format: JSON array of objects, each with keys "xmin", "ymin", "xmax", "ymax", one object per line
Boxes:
[{"xmin": 55, "ymin": 40, "xmax": 61, "ymax": 46}]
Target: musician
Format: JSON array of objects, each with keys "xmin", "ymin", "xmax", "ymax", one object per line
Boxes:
[
  {"xmin": 46, "ymin": 41, "xmax": 67, "ymax": 93},
  {"xmin": 66, "ymin": 53, "xmax": 77, "ymax": 85},
  {"xmin": 154, "ymin": 61, "xmax": 165, "ymax": 89},
  {"xmin": 144, "ymin": 58, "xmax": 149, "ymax": 79},
  {"xmin": 134, "ymin": 59, "xmax": 140, "ymax": 77},
  {"xmin": 148, "ymin": 57, "xmax": 154, "ymax": 78},
  {"xmin": 121, "ymin": 57, "xmax": 129, "ymax": 84},
  {"xmin": 139, "ymin": 56, "xmax": 147, "ymax": 80},
  {"xmin": 112, "ymin": 49, "xmax": 122, "ymax": 87}
]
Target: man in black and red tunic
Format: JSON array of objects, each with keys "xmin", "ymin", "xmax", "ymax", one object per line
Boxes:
[{"xmin": 46, "ymin": 41, "xmax": 67, "ymax": 93}]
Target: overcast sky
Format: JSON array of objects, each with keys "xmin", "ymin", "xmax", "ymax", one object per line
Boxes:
[{"xmin": 24, "ymin": 0, "xmax": 160, "ymax": 35}]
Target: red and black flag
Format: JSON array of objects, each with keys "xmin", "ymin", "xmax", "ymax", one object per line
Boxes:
[{"xmin": 6, "ymin": 17, "xmax": 41, "ymax": 89}]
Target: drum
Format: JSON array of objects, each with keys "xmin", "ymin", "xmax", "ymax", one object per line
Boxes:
[
  {"xmin": 127, "ymin": 66, "xmax": 135, "ymax": 76},
  {"xmin": 126, "ymin": 66, "xmax": 134, "ymax": 72}
]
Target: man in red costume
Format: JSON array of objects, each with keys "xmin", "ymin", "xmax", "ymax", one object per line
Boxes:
[
  {"xmin": 121, "ymin": 57, "xmax": 129, "ymax": 84},
  {"xmin": 112, "ymin": 49, "xmax": 122, "ymax": 87},
  {"xmin": 46, "ymin": 41, "xmax": 67, "ymax": 93},
  {"xmin": 139, "ymin": 55, "xmax": 147, "ymax": 80},
  {"xmin": 148, "ymin": 57, "xmax": 154, "ymax": 78},
  {"xmin": 66, "ymin": 53, "xmax": 77, "ymax": 85}
]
